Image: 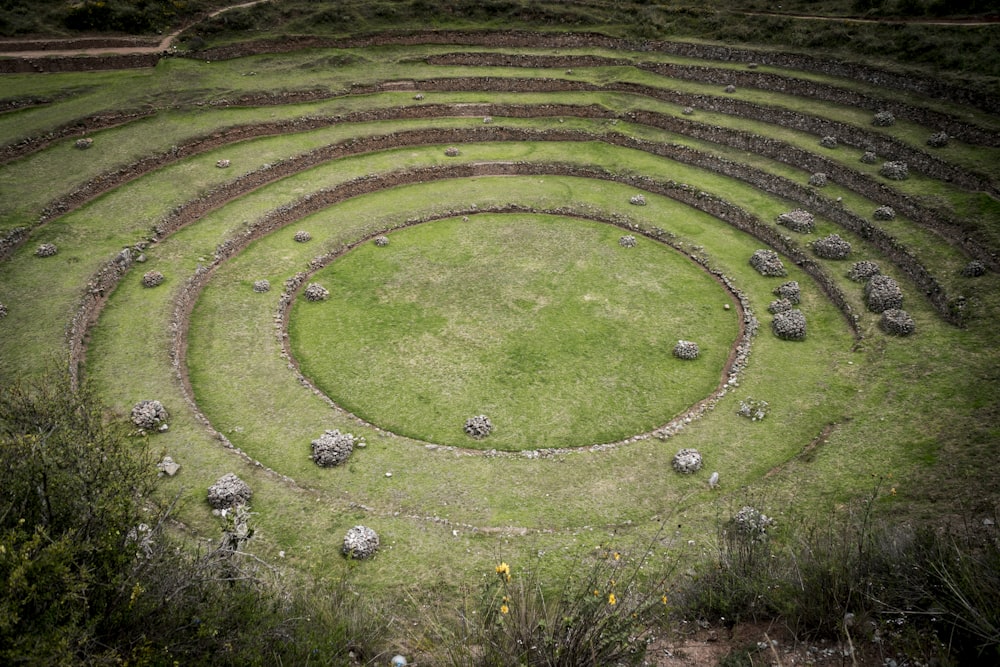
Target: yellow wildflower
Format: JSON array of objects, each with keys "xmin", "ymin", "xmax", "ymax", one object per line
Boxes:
[
  {"xmin": 608, "ymin": 592, "xmax": 617, "ymax": 606},
  {"xmin": 500, "ymin": 604, "xmax": 509, "ymax": 615},
  {"xmin": 594, "ymin": 589, "xmax": 600, "ymax": 596},
  {"xmin": 495, "ymin": 562, "xmax": 511, "ymax": 581},
  {"xmin": 890, "ymin": 487, "xmax": 897, "ymax": 496},
  {"xmin": 661, "ymin": 594, "xmax": 668, "ymax": 605},
  {"xmin": 613, "ymin": 552, "xmax": 621, "ymax": 561}
]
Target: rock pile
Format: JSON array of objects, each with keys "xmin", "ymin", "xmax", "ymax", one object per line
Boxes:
[
  {"xmin": 777, "ymin": 209, "xmax": 815, "ymax": 234},
  {"xmin": 808, "ymin": 172, "xmax": 828, "ymax": 187},
  {"xmin": 216, "ymin": 159, "xmax": 231, "ymax": 168},
  {"xmin": 629, "ymin": 193, "xmax": 647, "ymax": 206},
  {"xmin": 681, "ymin": 106, "xmax": 694, "ymax": 115},
  {"xmin": 142, "ymin": 270, "xmax": 164, "ymax": 287},
  {"xmin": 768, "ymin": 298, "xmax": 793, "ymax": 314},
  {"xmin": 342, "ymin": 525, "xmax": 380, "ymax": 560},
  {"xmin": 444, "ymin": 146, "xmax": 460, "ymax": 157},
  {"xmin": 673, "ymin": 340, "xmax": 700, "ymax": 360},
  {"xmin": 961, "ymin": 260, "xmax": 987, "ymax": 277},
  {"xmin": 413, "ymin": 93, "xmax": 424, "ymax": 100},
  {"xmin": 464, "ymin": 415, "xmax": 493, "ymax": 439},
  {"xmin": 207, "ymin": 473, "xmax": 252, "ymax": 510},
  {"xmin": 820, "ymin": 136, "xmax": 838, "ymax": 149},
  {"xmin": 872, "ymin": 110, "xmax": 896, "ymax": 127},
  {"xmin": 860, "ymin": 151, "xmax": 878, "ymax": 164},
  {"xmin": 75, "ymin": 138, "xmax": 93, "ymax": 149},
  {"xmin": 773, "ymin": 281, "xmax": 800, "ymax": 304},
  {"xmin": 482, "ymin": 116, "xmax": 493, "ymax": 124},
  {"xmin": 303, "ymin": 283, "xmax": 329, "ymax": 301},
  {"xmin": 35, "ymin": 243, "xmax": 58, "ymax": 257},
  {"xmin": 750, "ymin": 249, "xmax": 787, "ymax": 277},
  {"xmin": 311, "ymin": 429, "xmax": 360, "ymax": 467},
  {"xmin": 374, "ymin": 235, "xmax": 389, "ymax": 247},
  {"xmin": 873, "ymin": 206, "xmax": 896, "ymax": 221},
  {"xmin": 293, "ymin": 230, "xmax": 311, "ymax": 243},
  {"xmin": 156, "ymin": 456, "xmax": 180, "ymax": 476},
  {"xmin": 880, "ymin": 161, "xmax": 909, "ymax": 180},
  {"xmin": 847, "ymin": 260, "xmax": 881, "ymax": 282},
  {"xmin": 879, "ymin": 308, "xmax": 916, "ymax": 336},
  {"xmin": 737, "ymin": 397, "xmax": 769, "ymax": 421},
  {"xmin": 0, "ymin": 302, "xmax": 7, "ymax": 319},
  {"xmin": 772, "ymin": 309, "xmax": 807, "ymax": 340},
  {"xmin": 130, "ymin": 399, "xmax": 168, "ymax": 430},
  {"xmin": 811, "ymin": 234, "xmax": 852, "ymax": 260},
  {"xmin": 618, "ymin": 235, "xmax": 637, "ymax": 248},
  {"xmin": 724, "ymin": 84, "xmax": 736, "ymax": 93},
  {"xmin": 252, "ymin": 279, "xmax": 270, "ymax": 293},
  {"xmin": 864, "ymin": 275, "xmax": 903, "ymax": 312},
  {"xmin": 927, "ymin": 131, "xmax": 949, "ymax": 148},
  {"xmin": 672, "ymin": 448, "xmax": 703, "ymax": 474}
]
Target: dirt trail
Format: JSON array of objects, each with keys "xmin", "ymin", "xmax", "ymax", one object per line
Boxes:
[
  {"xmin": 0, "ymin": 0, "xmax": 271, "ymax": 57},
  {"xmin": 737, "ymin": 10, "xmax": 1000, "ymax": 26}
]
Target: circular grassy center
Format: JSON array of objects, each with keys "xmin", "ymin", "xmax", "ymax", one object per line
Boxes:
[{"xmin": 288, "ymin": 214, "xmax": 739, "ymax": 450}]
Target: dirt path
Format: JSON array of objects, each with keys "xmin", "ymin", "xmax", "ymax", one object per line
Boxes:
[
  {"xmin": 0, "ymin": 0, "xmax": 271, "ymax": 56},
  {"xmin": 736, "ymin": 9, "xmax": 1000, "ymax": 26}
]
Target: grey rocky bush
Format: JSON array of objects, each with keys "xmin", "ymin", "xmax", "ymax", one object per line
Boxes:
[
  {"xmin": 252, "ymin": 279, "xmax": 270, "ymax": 293},
  {"xmin": 750, "ymin": 249, "xmax": 787, "ymax": 277},
  {"xmin": 374, "ymin": 235, "xmax": 389, "ymax": 247},
  {"xmin": 618, "ymin": 235, "xmax": 637, "ymax": 248},
  {"xmin": 772, "ymin": 309, "xmax": 807, "ymax": 340},
  {"xmin": 777, "ymin": 209, "xmax": 815, "ymax": 234},
  {"xmin": 808, "ymin": 172, "xmax": 828, "ymax": 187},
  {"xmin": 961, "ymin": 260, "xmax": 987, "ymax": 277},
  {"xmin": 130, "ymin": 400, "xmax": 168, "ymax": 431},
  {"xmin": 865, "ymin": 275, "xmax": 903, "ymax": 312},
  {"xmin": 820, "ymin": 136, "xmax": 838, "ymax": 149},
  {"xmin": 773, "ymin": 280, "xmax": 800, "ymax": 304},
  {"xmin": 872, "ymin": 110, "xmax": 896, "ymax": 127},
  {"xmin": 879, "ymin": 308, "xmax": 916, "ymax": 336},
  {"xmin": 629, "ymin": 194, "xmax": 647, "ymax": 206},
  {"xmin": 860, "ymin": 151, "xmax": 878, "ymax": 164},
  {"xmin": 464, "ymin": 415, "xmax": 493, "ymax": 439},
  {"xmin": 873, "ymin": 205, "xmax": 896, "ymax": 221},
  {"xmin": 311, "ymin": 429, "xmax": 362, "ymax": 467},
  {"xmin": 293, "ymin": 230, "xmax": 311, "ymax": 243},
  {"xmin": 880, "ymin": 161, "xmax": 909, "ymax": 181},
  {"xmin": 673, "ymin": 340, "xmax": 700, "ymax": 360},
  {"xmin": 342, "ymin": 525, "xmax": 380, "ymax": 560},
  {"xmin": 811, "ymin": 234, "xmax": 852, "ymax": 260},
  {"xmin": 303, "ymin": 283, "xmax": 329, "ymax": 302},
  {"xmin": 927, "ymin": 131, "xmax": 949, "ymax": 148},
  {"xmin": 207, "ymin": 473, "xmax": 252, "ymax": 510},
  {"xmin": 35, "ymin": 243, "xmax": 58, "ymax": 257},
  {"xmin": 142, "ymin": 270, "xmax": 164, "ymax": 287},
  {"xmin": 847, "ymin": 260, "xmax": 881, "ymax": 282},
  {"xmin": 672, "ymin": 448, "xmax": 703, "ymax": 474},
  {"xmin": 768, "ymin": 298, "xmax": 793, "ymax": 314}
]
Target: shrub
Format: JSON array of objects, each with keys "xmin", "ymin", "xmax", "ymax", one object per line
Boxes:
[
  {"xmin": 773, "ymin": 280, "xmax": 800, "ymax": 304},
  {"xmin": 673, "ymin": 340, "xmax": 700, "ymax": 360},
  {"xmin": 873, "ymin": 205, "xmax": 896, "ymax": 220},
  {"xmin": 879, "ymin": 308, "xmax": 916, "ymax": 336},
  {"xmin": 303, "ymin": 283, "xmax": 329, "ymax": 301},
  {"xmin": 865, "ymin": 275, "xmax": 903, "ymax": 312},
  {"xmin": 142, "ymin": 270, "xmax": 164, "ymax": 287},
  {"xmin": 772, "ymin": 309, "xmax": 807, "ymax": 340},
  {"xmin": 252, "ymin": 279, "xmax": 270, "ymax": 292},
  {"xmin": 872, "ymin": 110, "xmax": 896, "ymax": 126},
  {"xmin": 777, "ymin": 209, "xmax": 815, "ymax": 234},
  {"xmin": 927, "ymin": 131, "xmax": 949, "ymax": 148},
  {"xmin": 311, "ymin": 429, "xmax": 360, "ymax": 467},
  {"xmin": 820, "ymin": 136, "xmax": 838, "ymax": 149},
  {"xmin": 207, "ymin": 473, "xmax": 252, "ymax": 510},
  {"xmin": 672, "ymin": 448, "xmax": 703, "ymax": 474},
  {"xmin": 35, "ymin": 242, "xmax": 57, "ymax": 257},
  {"xmin": 811, "ymin": 234, "xmax": 852, "ymax": 260},
  {"xmin": 294, "ymin": 230, "xmax": 312, "ymax": 243},
  {"xmin": 880, "ymin": 161, "xmax": 909, "ymax": 180},
  {"xmin": 847, "ymin": 260, "xmax": 881, "ymax": 282},
  {"xmin": 808, "ymin": 172, "xmax": 828, "ymax": 187},
  {"xmin": 464, "ymin": 414, "xmax": 493, "ymax": 438},
  {"xmin": 750, "ymin": 249, "xmax": 787, "ymax": 277},
  {"xmin": 342, "ymin": 525, "xmax": 380, "ymax": 559}
]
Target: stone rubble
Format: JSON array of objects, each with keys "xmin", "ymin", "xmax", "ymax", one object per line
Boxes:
[
  {"xmin": 252, "ymin": 279, "xmax": 270, "ymax": 292},
  {"xmin": 35, "ymin": 243, "xmax": 58, "ymax": 257},
  {"xmin": 776, "ymin": 209, "xmax": 815, "ymax": 234},
  {"xmin": 773, "ymin": 280, "xmax": 800, "ymax": 304},
  {"xmin": 629, "ymin": 193, "xmax": 647, "ymax": 206},
  {"xmin": 141, "ymin": 270, "xmax": 164, "ymax": 287},
  {"xmin": 926, "ymin": 131, "xmax": 949, "ymax": 148},
  {"xmin": 672, "ymin": 448, "xmax": 703, "ymax": 474},
  {"xmin": 772, "ymin": 308, "xmax": 807, "ymax": 340},
  {"xmin": 961, "ymin": 259, "xmax": 987, "ymax": 277},
  {"xmin": 872, "ymin": 110, "xmax": 896, "ymax": 127},
  {"xmin": 464, "ymin": 414, "xmax": 493, "ymax": 439},
  {"xmin": 811, "ymin": 233, "xmax": 852, "ymax": 260},
  {"xmin": 880, "ymin": 160, "xmax": 909, "ymax": 180},
  {"xmin": 673, "ymin": 340, "xmax": 700, "ymax": 360},
  {"xmin": 293, "ymin": 230, "xmax": 312, "ymax": 243},
  {"xmin": 819, "ymin": 135, "xmax": 838, "ymax": 149},
  {"xmin": 768, "ymin": 297, "xmax": 794, "ymax": 314},
  {"xmin": 311, "ymin": 429, "xmax": 361, "ymax": 467},
  {"xmin": 750, "ymin": 248, "xmax": 787, "ymax": 277},
  {"xmin": 342, "ymin": 525, "xmax": 380, "ymax": 559},
  {"xmin": 873, "ymin": 205, "xmax": 896, "ymax": 221},
  {"xmin": 131, "ymin": 399, "xmax": 169, "ymax": 430},
  {"xmin": 808, "ymin": 172, "xmax": 828, "ymax": 187},
  {"xmin": 207, "ymin": 473, "xmax": 252, "ymax": 510},
  {"xmin": 618, "ymin": 234, "xmax": 637, "ymax": 247},
  {"xmin": 865, "ymin": 274, "xmax": 904, "ymax": 312},
  {"xmin": 848, "ymin": 260, "xmax": 881, "ymax": 282},
  {"xmin": 303, "ymin": 283, "xmax": 329, "ymax": 301},
  {"xmin": 879, "ymin": 308, "xmax": 916, "ymax": 336},
  {"xmin": 374, "ymin": 235, "xmax": 389, "ymax": 247}
]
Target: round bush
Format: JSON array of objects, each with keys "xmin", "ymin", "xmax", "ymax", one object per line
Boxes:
[
  {"xmin": 374, "ymin": 235, "xmax": 389, "ymax": 247},
  {"xmin": 820, "ymin": 136, "xmax": 838, "ymax": 149},
  {"xmin": 293, "ymin": 230, "xmax": 312, "ymax": 243},
  {"xmin": 773, "ymin": 280, "xmax": 800, "ymax": 304},
  {"xmin": 812, "ymin": 234, "xmax": 852, "ymax": 260},
  {"xmin": 768, "ymin": 298, "xmax": 793, "ymax": 314},
  {"xmin": 618, "ymin": 235, "xmax": 637, "ymax": 248},
  {"xmin": 303, "ymin": 283, "xmax": 329, "ymax": 302},
  {"xmin": 750, "ymin": 249, "xmax": 787, "ymax": 277},
  {"xmin": 777, "ymin": 209, "xmax": 815, "ymax": 234},
  {"xmin": 311, "ymin": 429, "xmax": 360, "ymax": 467},
  {"xmin": 873, "ymin": 206, "xmax": 896, "ymax": 221},
  {"xmin": 207, "ymin": 473, "xmax": 252, "ymax": 510},
  {"xmin": 672, "ymin": 448, "xmax": 703, "ymax": 474},
  {"xmin": 961, "ymin": 260, "xmax": 987, "ymax": 277},
  {"xmin": 444, "ymin": 146, "xmax": 460, "ymax": 157},
  {"xmin": 880, "ymin": 161, "xmax": 909, "ymax": 181},
  {"xmin": 772, "ymin": 309, "xmax": 807, "ymax": 341},
  {"xmin": 872, "ymin": 110, "xmax": 896, "ymax": 127},
  {"xmin": 927, "ymin": 131, "xmax": 949, "ymax": 148},
  {"xmin": 879, "ymin": 309, "xmax": 916, "ymax": 336},
  {"xmin": 35, "ymin": 243, "xmax": 58, "ymax": 257},
  {"xmin": 130, "ymin": 399, "xmax": 168, "ymax": 430},
  {"xmin": 252, "ymin": 279, "xmax": 270, "ymax": 293},
  {"xmin": 342, "ymin": 525, "xmax": 380, "ymax": 560},
  {"xmin": 629, "ymin": 194, "xmax": 646, "ymax": 206},
  {"xmin": 464, "ymin": 415, "xmax": 493, "ymax": 439},
  {"xmin": 865, "ymin": 275, "xmax": 904, "ymax": 313},
  {"xmin": 141, "ymin": 270, "xmax": 164, "ymax": 288},
  {"xmin": 673, "ymin": 340, "xmax": 700, "ymax": 360},
  {"xmin": 847, "ymin": 260, "xmax": 881, "ymax": 282},
  {"xmin": 860, "ymin": 151, "xmax": 878, "ymax": 164},
  {"xmin": 808, "ymin": 172, "xmax": 828, "ymax": 187}
]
